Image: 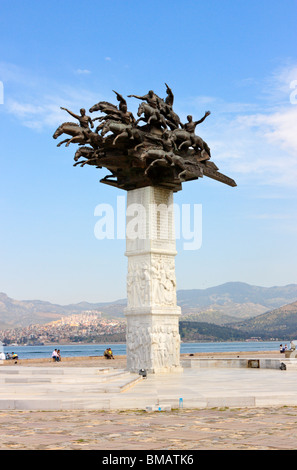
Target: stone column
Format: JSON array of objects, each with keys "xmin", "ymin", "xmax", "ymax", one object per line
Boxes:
[{"xmin": 124, "ymin": 186, "xmax": 182, "ymax": 374}]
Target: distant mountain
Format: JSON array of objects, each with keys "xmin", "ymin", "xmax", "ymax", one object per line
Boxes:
[
  {"xmin": 1, "ymin": 282, "xmax": 297, "ymax": 329},
  {"xmin": 0, "ymin": 292, "xmax": 125, "ymax": 329},
  {"xmin": 177, "ymin": 282, "xmax": 297, "ymax": 324},
  {"xmin": 230, "ymin": 300, "xmax": 297, "ymax": 339},
  {"xmin": 177, "ymin": 282, "xmax": 297, "ymax": 311}
]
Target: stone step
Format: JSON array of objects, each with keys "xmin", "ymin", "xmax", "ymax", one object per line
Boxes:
[
  {"xmin": 0, "ymin": 366, "xmax": 111, "ymax": 376},
  {"xmin": 0, "ymin": 367, "xmax": 143, "ymax": 407},
  {"xmin": 0, "ymin": 370, "xmax": 132, "ymax": 385}
]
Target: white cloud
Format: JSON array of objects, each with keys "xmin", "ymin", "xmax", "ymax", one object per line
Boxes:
[
  {"xmin": 184, "ymin": 64, "xmax": 297, "ymax": 189},
  {"xmin": 6, "ymin": 98, "xmax": 74, "ymax": 130},
  {"xmin": 205, "ymin": 106, "xmax": 297, "ymax": 188},
  {"xmin": 264, "ymin": 62, "xmax": 297, "ymax": 103},
  {"xmin": 0, "ymin": 61, "xmax": 103, "ymax": 130},
  {"xmin": 237, "ymin": 106, "xmax": 297, "ymax": 154}
]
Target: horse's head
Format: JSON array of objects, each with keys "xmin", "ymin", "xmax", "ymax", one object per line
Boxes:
[
  {"xmin": 52, "ymin": 125, "xmax": 62, "ymax": 139},
  {"xmin": 89, "ymin": 103, "xmax": 101, "ymax": 113},
  {"xmin": 74, "ymin": 149, "xmax": 82, "ymax": 161},
  {"xmin": 137, "ymin": 102, "xmax": 144, "ymax": 117}
]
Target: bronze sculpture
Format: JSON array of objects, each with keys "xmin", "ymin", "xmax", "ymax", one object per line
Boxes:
[{"xmin": 53, "ymin": 84, "xmax": 236, "ymax": 191}]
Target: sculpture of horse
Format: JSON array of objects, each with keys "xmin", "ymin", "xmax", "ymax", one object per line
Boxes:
[
  {"xmin": 74, "ymin": 146, "xmax": 94, "ymax": 162},
  {"xmin": 136, "ymin": 102, "xmax": 167, "ymax": 129},
  {"xmin": 53, "ymin": 122, "xmax": 86, "ymax": 147},
  {"xmin": 100, "ymin": 120, "xmax": 130, "ymax": 142},
  {"xmin": 191, "ymin": 135, "xmax": 211, "ymax": 158},
  {"xmin": 73, "ymin": 147, "xmax": 104, "ymax": 168},
  {"xmin": 89, "ymin": 101, "xmax": 119, "ymax": 114},
  {"xmin": 170, "ymin": 128, "xmax": 211, "ymax": 157},
  {"xmin": 53, "ymin": 122, "xmax": 102, "ymax": 148},
  {"xmin": 162, "ymin": 104, "xmax": 181, "ymax": 130},
  {"xmin": 142, "ymin": 148, "xmax": 193, "ymax": 181}
]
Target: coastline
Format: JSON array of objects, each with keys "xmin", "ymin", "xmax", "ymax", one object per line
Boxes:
[{"xmin": 1, "ymin": 350, "xmax": 283, "ymax": 368}]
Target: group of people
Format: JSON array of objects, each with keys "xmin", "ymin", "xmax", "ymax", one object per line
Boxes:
[
  {"xmin": 280, "ymin": 344, "xmax": 288, "ymax": 353},
  {"xmin": 104, "ymin": 347, "xmax": 114, "ymax": 359},
  {"xmin": 5, "ymin": 352, "xmax": 18, "ymax": 361},
  {"xmin": 0, "ymin": 351, "xmax": 18, "ymax": 361},
  {"xmin": 51, "ymin": 349, "xmax": 61, "ymax": 362}
]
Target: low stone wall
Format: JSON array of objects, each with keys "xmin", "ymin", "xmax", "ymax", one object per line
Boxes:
[{"xmin": 181, "ymin": 357, "xmax": 284, "ymax": 370}]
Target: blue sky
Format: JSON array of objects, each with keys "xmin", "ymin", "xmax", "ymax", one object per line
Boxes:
[{"xmin": 0, "ymin": 0, "xmax": 297, "ymax": 304}]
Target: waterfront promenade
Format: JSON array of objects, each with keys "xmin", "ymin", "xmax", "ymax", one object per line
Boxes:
[
  {"xmin": 1, "ymin": 351, "xmax": 297, "ymax": 450},
  {"xmin": 1, "ymin": 351, "xmax": 297, "ymax": 410}
]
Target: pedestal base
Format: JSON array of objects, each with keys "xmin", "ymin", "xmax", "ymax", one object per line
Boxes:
[
  {"xmin": 125, "ymin": 186, "xmax": 182, "ymax": 374},
  {"xmin": 125, "ymin": 310, "xmax": 182, "ymax": 374}
]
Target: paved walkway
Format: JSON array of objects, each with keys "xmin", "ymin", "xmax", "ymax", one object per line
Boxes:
[
  {"xmin": 1, "ymin": 353, "xmax": 297, "ymax": 450},
  {"xmin": 1, "ymin": 407, "xmax": 297, "ymax": 450},
  {"xmin": 1, "ymin": 355, "xmax": 297, "ymax": 410}
]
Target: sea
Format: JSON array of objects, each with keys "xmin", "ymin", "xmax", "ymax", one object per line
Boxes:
[{"xmin": 1, "ymin": 340, "xmax": 289, "ymax": 360}]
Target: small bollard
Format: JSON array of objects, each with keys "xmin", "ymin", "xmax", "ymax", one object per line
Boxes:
[
  {"xmin": 179, "ymin": 397, "xmax": 183, "ymax": 408},
  {"xmin": 139, "ymin": 368, "xmax": 147, "ymax": 378}
]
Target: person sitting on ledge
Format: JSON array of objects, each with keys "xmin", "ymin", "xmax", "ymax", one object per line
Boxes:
[
  {"xmin": 52, "ymin": 349, "xmax": 59, "ymax": 362},
  {"xmin": 104, "ymin": 347, "xmax": 114, "ymax": 359}
]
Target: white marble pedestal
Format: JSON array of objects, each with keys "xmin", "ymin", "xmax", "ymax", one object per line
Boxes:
[{"xmin": 124, "ymin": 186, "xmax": 182, "ymax": 374}]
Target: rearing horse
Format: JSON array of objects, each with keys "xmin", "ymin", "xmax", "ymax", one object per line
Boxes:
[
  {"xmin": 53, "ymin": 122, "xmax": 102, "ymax": 148},
  {"xmin": 170, "ymin": 128, "xmax": 211, "ymax": 157},
  {"xmin": 136, "ymin": 102, "xmax": 167, "ymax": 129},
  {"xmin": 53, "ymin": 122, "xmax": 85, "ymax": 147}
]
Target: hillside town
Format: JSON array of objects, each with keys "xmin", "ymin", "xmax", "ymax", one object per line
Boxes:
[{"xmin": 0, "ymin": 312, "xmax": 126, "ymax": 345}]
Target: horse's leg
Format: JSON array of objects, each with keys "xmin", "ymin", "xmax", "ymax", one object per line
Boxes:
[
  {"xmin": 113, "ymin": 131, "xmax": 128, "ymax": 145},
  {"xmin": 164, "ymin": 154, "xmax": 175, "ymax": 167},
  {"xmin": 65, "ymin": 135, "xmax": 81, "ymax": 147},
  {"xmin": 134, "ymin": 142, "xmax": 144, "ymax": 151},
  {"xmin": 200, "ymin": 149, "xmax": 210, "ymax": 161},
  {"xmin": 144, "ymin": 158, "xmax": 163, "ymax": 175},
  {"xmin": 80, "ymin": 158, "xmax": 96, "ymax": 167},
  {"xmin": 57, "ymin": 138, "xmax": 71, "ymax": 147},
  {"xmin": 77, "ymin": 157, "xmax": 99, "ymax": 167},
  {"xmin": 177, "ymin": 170, "xmax": 187, "ymax": 181},
  {"xmin": 148, "ymin": 115, "xmax": 160, "ymax": 126},
  {"xmin": 73, "ymin": 160, "xmax": 87, "ymax": 167},
  {"xmin": 147, "ymin": 115, "xmax": 154, "ymax": 125},
  {"xmin": 178, "ymin": 139, "xmax": 191, "ymax": 150},
  {"xmin": 135, "ymin": 117, "xmax": 145, "ymax": 125},
  {"xmin": 161, "ymin": 117, "xmax": 167, "ymax": 129}
]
